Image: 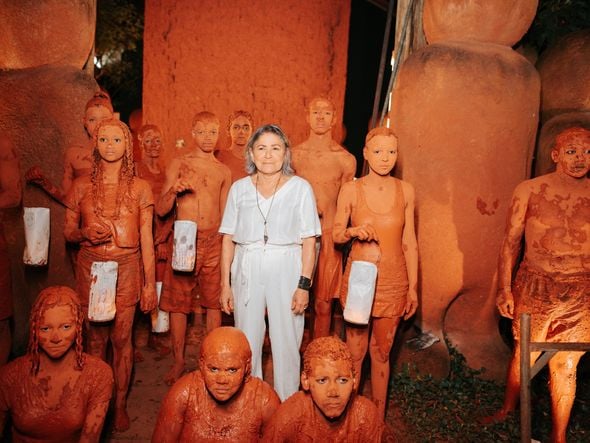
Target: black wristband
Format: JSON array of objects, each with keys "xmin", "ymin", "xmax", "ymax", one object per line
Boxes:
[{"xmin": 298, "ymin": 276, "xmax": 312, "ymax": 291}]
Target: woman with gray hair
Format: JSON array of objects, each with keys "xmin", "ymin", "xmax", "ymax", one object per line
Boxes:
[{"xmin": 219, "ymin": 124, "xmax": 321, "ymax": 401}]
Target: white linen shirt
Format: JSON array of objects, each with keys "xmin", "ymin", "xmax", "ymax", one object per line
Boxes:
[{"xmin": 219, "ymin": 175, "xmax": 321, "ymax": 245}]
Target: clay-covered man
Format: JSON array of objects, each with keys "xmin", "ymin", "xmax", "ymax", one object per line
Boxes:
[
  {"xmin": 157, "ymin": 111, "xmax": 231, "ymax": 384},
  {"xmin": 216, "ymin": 110, "xmax": 253, "ymax": 182},
  {"xmin": 26, "ymin": 91, "xmax": 114, "ymax": 205},
  {"xmin": 135, "ymin": 124, "xmax": 172, "ymax": 358},
  {"xmin": 489, "ymin": 126, "xmax": 590, "ymax": 442},
  {"xmin": 292, "ymin": 97, "xmax": 356, "ymax": 338},
  {"xmin": 136, "ymin": 124, "xmax": 170, "ymax": 281},
  {"xmin": 152, "ymin": 326, "xmax": 280, "ymax": 442},
  {"xmin": 0, "ymin": 134, "xmax": 21, "ymax": 365},
  {"xmin": 262, "ymin": 336, "xmax": 385, "ymax": 442}
]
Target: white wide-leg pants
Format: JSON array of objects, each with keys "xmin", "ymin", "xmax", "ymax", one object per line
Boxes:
[{"xmin": 232, "ymin": 243, "xmax": 304, "ymax": 401}]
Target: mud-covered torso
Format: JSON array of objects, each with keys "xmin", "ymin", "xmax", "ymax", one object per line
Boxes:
[
  {"xmin": 178, "ymin": 372, "xmax": 271, "ymax": 442},
  {"xmin": 66, "ymin": 176, "xmax": 154, "ymax": 257},
  {"xmin": 292, "ymin": 143, "xmax": 354, "ymax": 228},
  {"xmin": 523, "ymin": 179, "xmax": 590, "ymax": 274},
  {"xmin": 349, "ymin": 178, "xmax": 406, "ymax": 271}
]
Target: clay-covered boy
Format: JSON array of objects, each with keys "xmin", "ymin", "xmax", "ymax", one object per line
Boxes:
[
  {"xmin": 263, "ymin": 336, "xmax": 385, "ymax": 442},
  {"xmin": 152, "ymin": 327, "xmax": 279, "ymax": 442}
]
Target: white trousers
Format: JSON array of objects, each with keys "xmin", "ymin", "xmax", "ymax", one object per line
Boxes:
[{"xmin": 232, "ymin": 243, "xmax": 304, "ymax": 401}]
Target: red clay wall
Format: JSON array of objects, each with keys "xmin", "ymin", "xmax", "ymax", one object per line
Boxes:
[{"xmin": 143, "ymin": 0, "xmax": 351, "ymax": 159}]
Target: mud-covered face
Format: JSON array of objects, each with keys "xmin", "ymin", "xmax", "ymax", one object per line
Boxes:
[
  {"xmin": 552, "ymin": 135, "xmax": 590, "ymax": 178},
  {"xmin": 97, "ymin": 125, "xmax": 126, "ymax": 163},
  {"xmin": 364, "ymin": 134, "xmax": 398, "ymax": 176},
  {"xmin": 84, "ymin": 105, "xmax": 113, "ymax": 138},
  {"xmin": 201, "ymin": 350, "xmax": 248, "ymax": 402},
  {"xmin": 192, "ymin": 121, "xmax": 219, "ymax": 153},
  {"xmin": 302, "ymin": 357, "xmax": 355, "ymax": 420},
  {"xmin": 141, "ymin": 129, "xmax": 162, "ymax": 159},
  {"xmin": 229, "ymin": 116, "xmax": 253, "ymax": 147},
  {"xmin": 307, "ymin": 99, "xmax": 335, "ymax": 135},
  {"xmin": 38, "ymin": 305, "xmax": 77, "ymax": 360}
]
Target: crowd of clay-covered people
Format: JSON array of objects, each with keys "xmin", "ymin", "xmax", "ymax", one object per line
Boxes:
[{"xmin": 0, "ymin": 89, "xmax": 588, "ymax": 442}]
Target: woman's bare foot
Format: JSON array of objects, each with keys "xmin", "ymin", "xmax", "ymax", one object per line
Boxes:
[{"xmin": 164, "ymin": 361, "xmax": 185, "ymax": 385}]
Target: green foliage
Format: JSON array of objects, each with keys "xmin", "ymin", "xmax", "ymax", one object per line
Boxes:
[
  {"xmin": 522, "ymin": 0, "xmax": 590, "ymax": 52},
  {"xmin": 95, "ymin": 0, "xmax": 144, "ymax": 120},
  {"xmin": 390, "ymin": 341, "xmax": 590, "ymax": 442}
]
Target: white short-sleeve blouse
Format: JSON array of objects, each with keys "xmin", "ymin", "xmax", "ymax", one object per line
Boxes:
[{"xmin": 219, "ymin": 175, "xmax": 321, "ymax": 245}]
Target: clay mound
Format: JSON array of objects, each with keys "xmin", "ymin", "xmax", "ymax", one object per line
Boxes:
[
  {"xmin": 0, "ymin": 0, "xmax": 95, "ymax": 70},
  {"xmin": 537, "ymin": 30, "xmax": 590, "ymax": 123},
  {"xmin": 423, "ymin": 0, "xmax": 538, "ymax": 46},
  {"xmin": 534, "ymin": 111, "xmax": 590, "ymax": 177}
]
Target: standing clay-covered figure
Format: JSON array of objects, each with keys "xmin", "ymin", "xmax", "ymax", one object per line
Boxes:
[
  {"xmin": 63, "ymin": 118, "xmax": 157, "ymax": 432},
  {"xmin": 0, "ymin": 286, "xmax": 113, "ymax": 442},
  {"xmin": 25, "ymin": 92, "xmax": 114, "ymax": 205},
  {"xmin": 292, "ymin": 97, "xmax": 356, "ymax": 338},
  {"xmin": 136, "ymin": 124, "xmax": 171, "ymax": 282},
  {"xmin": 135, "ymin": 124, "xmax": 172, "ymax": 358},
  {"xmin": 333, "ymin": 127, "xmax": 418, "ymax": 417},
  {"xmin": 219, "ymin": 124, "xmax": 321, "ymax": 401},
  {"xmin": 152, "ymin": 326, "xmax": 279, "ymax": 442},
  {"xmin": 487, "ymin": 127, "xmax": 590, "ymax": 442},
  {"xmin": 156, "ymin": 111, "xmax": 231, "ymax": 385},
  {"xmin": 0, "ymin": 135, "xmax": 21, "ymax": 365},
  {"xmin": 216, "ymin": 110, "xmax": 253, "ymax": 182},
  {"xmin": 262, "ymin": 336, "xmax": 385, "ymax": 442}
]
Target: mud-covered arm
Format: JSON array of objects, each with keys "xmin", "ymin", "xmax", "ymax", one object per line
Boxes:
[
  {"xmin": 496, "ymin": 182, "xmax": 529, "ymax": 319},
  {"xmin": 151, "ymin": 376, "xmax": 191, "ymax": 443},
  {"xmin": 340, "ymin": 153, "xmax": 356, "ymax": 186},
  {"xmin": 156, "ymin": 160, "xmax": 191, "ymax": 217},
  {"xmin": 332, "ymin": 182, "xmax": 354, "ymax": 244},
  {"xmin": 140, "ymin": 200, "xmax": 157, "ymax": 312},
  {"xmin": 401, "ymin": 182, "xmax": 418, "ymax": 320}
]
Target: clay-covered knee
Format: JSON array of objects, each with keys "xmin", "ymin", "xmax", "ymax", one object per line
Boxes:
[
  {"xmin": 549, "ymin": 352, "xmax": 582, "ymax": 382},
  {"xmin": 111, "ymin": 329, "xmax": 133, "ymax": 350},
  {"xmin": 369, "ymin": 339, "xmax": 391, "ymax": 364},
  {"xmin": 346, "ymin": 328, "xmax": 368, "ymax": 361}
]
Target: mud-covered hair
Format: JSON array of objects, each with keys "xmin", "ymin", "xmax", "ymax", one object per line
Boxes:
[
  {"xmin": 303, "ymin": 336, "xmax": 354, "ymax": 378},
  {"xmin": 85, "ymin": 91, "xmax": 114, "ymax": 113},
  {"xmin": 192, "ymin": 111, "xmax": 220, "ymax": 129},
  {"xmin": 553, "ymin": 126, "xmax": 590, "ymax": 151},
  {"xmin": 90, "ymin": 118, "xmax": 136, "ymax": 219},
  {"xmin": 227, "ymin": 110, "xmax": 253, "ymax": 132},
  {"xmin": 28, "ymin": 286, "xmax": 85, "ymax": 375},
  {"xmin": 365, "ymin": 126, "xmax": 397, "ymax": 145}
]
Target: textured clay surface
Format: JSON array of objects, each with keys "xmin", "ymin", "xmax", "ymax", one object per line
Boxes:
[
  {"xmin": 422, "ymin": 0, "xmax": 538, "ymax": 46},
  {"xmin": 537, "ymin": 30, "xmax": 590, "ymax": 123},
  {"xmin": 535, "ymin": 112, "xmax": 590, "ymax": 177},
  {"xmin": 143, "ymin": 0, "xmax": 350, "ymax": 163},
  {"xmin": 0, "ymin": 65, "xmax": 98, "ymax": 352},
  {"xmin": 390, "ymin": 41, "xmax": 540, "ymax": 378},
  {"xmin": 0, "ymin": 0, "xmax": 95, "ymax": 70}
]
